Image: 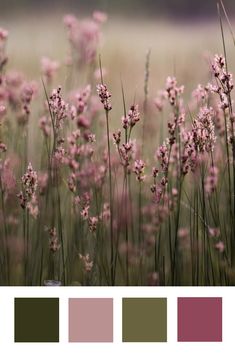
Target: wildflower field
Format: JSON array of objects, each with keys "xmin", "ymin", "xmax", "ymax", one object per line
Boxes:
[{"xmin": 1, "ymin": 4, "xmax": 235, "ymax": 286}]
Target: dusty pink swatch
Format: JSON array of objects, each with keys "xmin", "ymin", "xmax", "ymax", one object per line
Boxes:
[
  {"xmin": 178, "ymin": 297, "xmax": 222, "ymax": 342},
  {"xmin": 69, "ymin": 298, "xmax": 113, "ymax": 342}
]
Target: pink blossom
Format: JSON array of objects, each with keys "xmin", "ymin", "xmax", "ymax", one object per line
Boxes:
[
  {"xmin": 5, "ymin": 71, "xmax": 24, "ymax": 87},
  {"xmin": 0, "ymin": 105, "xmax": 6, "ymax": 119},
  {"xmin": 81, "ymin": 205, "xmax": 90, "ymax": 220},
  {"xmin": 39, "ymin": 116, "xmax": 51, "ymax": 137},
  {"xmin": 88, "ymin": 216, "xmax": 98, "ymax": 232},
  {"xmin": 93, "ymin": 11, "xmax": 108, "ymax": 24},
  {"xmin": 133, "ymin": 159, "xmax": 146, "ymax": 182},
  {"xmin": 165, "ymin": 76, "xmax": 184, "ymax": 106},
  {"xmin": 64, "ymin": 13, "xmax": 104, "ymax": 65},
  {"xmin": 147, "ymin": 272, "xmax": 159, "ymax": 286},
  {"xmin": 21, "ymin": 163, "xmax": 38, "ymax": 198},
  {"xmin": 79, "ymin": 254, "xmax": 93, "ymax": 272},
  {"xmin": 205, "ymin": 166, "xmax": 219, "ymax": 194},
  {"xmin": 68, "ymin": 173, "xmax": 76, "ymax": 193},
  {"xmin": 209, "ymin": 227, "xmax": 220, "ymax": 237},
  {"xmin": 49, "ymin": 86, "xmax": 68, "ymax": 131},
  {"xmin": 99, "ymin": 202, "xmax": 110, "ymax": 221},
  {"xmin": 0, "ymin": 142, "xmax": 7, "ymax": 153},
  {"xmin": 113, "ymin": 130, "xmax": 121, "ymax": 146},
  {"xmin": 20, "ymin": 80, "xmax": 38, "ymax": 117},
  {"xmin": 125, "ymin": 104, "xmax": 140, "ymax": 129},
  {"xmin": 17, "ymin": 163, "xmax": 39, "ymax": 218},
  {"xmin": 41, "ymin": 57, "xmax": 60, "ymax": 83},
  {"xmin": 192, "ymin": 84, "xmax": 209, "ymax": 102},
  {"xmin": 48, "ymin": 227, "xmax": 60, "ymax": 252},
  {"xmin": 178, "ymin": 227, "xmax": 189, "ymax": 238},
  {"xmin": 0, "ymin": 28, "xmax": 8, "ymax": 42},
  {"xmin": 77, "ymin": 115, "xmax": 90, "ymax": 129},
  {"xmin": 155, "ymin": 142, "xmax": 169, "ymax": 173},
  {"xmin": 97, "ymin": 83, "xmax": 112, "ymax": 111},
  {"xmin": 38, "ymin": 172, "xmax": 48, "ymax": 195},
  {"xmin": 153, "ymin": 90, "xmax": 167, "ymax": 112},
  {"xmin": 27, "ymin": 194, "xmax": 39, "ymax": 219},
  {"xmin": 0, "ymin": 158, "xmax": 16, "ymax": 194},
  {"xmin": 192, "ymin": 107, "xmax": 216, "ymax": 153},
  {"xmin": 211, "ymin": 54, "xmax": 233, "ymax": 110},
  {"xmin": 63, "ymin": 14, "xmax": 78, "ymax": 29},
  {"xmin": 215, "ymin": 241, "xmax": 225, "ymax": 253}
]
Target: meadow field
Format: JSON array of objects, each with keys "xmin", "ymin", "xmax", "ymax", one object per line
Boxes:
[{"xmin": 0, "ymin": 8, "xmax": 235, "ymax": 285}]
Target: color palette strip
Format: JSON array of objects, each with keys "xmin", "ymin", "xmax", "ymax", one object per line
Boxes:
[{"xmin": 12, "ymin": 296, "xmax": 223, "ymax": 343}]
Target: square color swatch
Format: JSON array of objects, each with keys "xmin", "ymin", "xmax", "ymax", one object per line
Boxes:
[
  {"xmin": 178, "ymin": 297, "xmax": 222, "ymax": 342},
  {"xmin": 122, "ymin": 298, "xmax": 167, "ymax": 342},
  {"xmin": 69, "ymin": 298, "xmax": 113, "ymax": 342},
  {"xmin": 15, "ymin": 298, "xmax": 59, "ymax": 342}
]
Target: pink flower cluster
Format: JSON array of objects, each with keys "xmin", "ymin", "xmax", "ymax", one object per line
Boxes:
[
  {"xmin": 97, "ymin": 83, "xmax": 112, "ymax": 111},
  {"xmin": 49, "ymin": 86, "xmax": 68, "ymax": 131},
  {"xmin": 17, "ymin": 163, "xmax": 39, "ymax": 218},
  {"xmin": 192, "ymin": 107, "xmax": 216, "ymax": 153},
  {"xmin": 48, "ymin": 227, "xmax": 60, "ymax": 253},
  {"xmin": 133, "ymin": 159, "xmax": 146, "ymax": 182},
  {"xmin": 211, "ymin": 54, "xmax": 234, "ymax": 111},
  {"xmin": 205, "ymin": 166, "xmax": 219, "ymax": 194},
  {"xmin": 122, "ymin": 104, "xmax": 140, "ymax": 129},
  {"xmin": 64, "ymin": 11, "xmax": 107, "ymax": 66},
  {"xmin": 165, "ymin": 76, "xmax": 184, "ymax": 106},
  {"xmin": 41, "ymin": 57, "xmax": 60, "ymax": 84},
  {"xmin": 0, "ymin": 158, "xmax": 16, "ymax": 196},
  {"xmin": 79, "ymin": 253, "xmax": 93, "ymax": 272},
  {"xmin": 0, "ymin": 27, "xmax": 8, "ymax": 70}
]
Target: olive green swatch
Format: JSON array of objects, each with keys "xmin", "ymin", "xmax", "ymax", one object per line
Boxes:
[
  {"xmin": 14, "ymin": 298, "xmax": 59, "ymax": 342},
  {"xmin": 122, "ymin": 298, "xmax": 167, "ymax": 342}
]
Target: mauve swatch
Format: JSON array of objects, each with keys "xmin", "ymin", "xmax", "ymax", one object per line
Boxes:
[
  {"xmin": 69, "ymin": 298, "xmax": 113, "ymax": 342},
  {"xmin": 178, "ymin": 297, "xmax": 222, "ymax": 342}
]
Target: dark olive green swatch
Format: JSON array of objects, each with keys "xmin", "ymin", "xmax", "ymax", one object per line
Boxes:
[
  {"xmin": 122, "ymin": 298, "xmax": 167, "ymax": 342},
  {"xmin": 14, "ymin": 298, "xmax": 59, "ymax": 342}
]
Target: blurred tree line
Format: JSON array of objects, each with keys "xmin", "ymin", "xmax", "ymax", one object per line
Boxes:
[{"xmin": 1, "ymin": 0, "xmax": 235, "ymax": 17}]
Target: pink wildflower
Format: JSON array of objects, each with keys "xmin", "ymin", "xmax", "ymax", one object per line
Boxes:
[
  {"xmin": 205, "ymin": 166, "xmax": 219, "ymax": 194},
  {"xmin": 165, "ymin": 76, "xmax": 184, "ymax": 106},
  {"xmin": 88, "ymin": 216, "xmax": 98, "ymax": 232},
  {"xmin": 17, "ymin": 163, "xmax": 39, "ymax": 218},
  {"xmin": 209, "ymin": 227, "xmax": 220, "ymax": 237},
  {"xmin": 0, "ymin": 105, "xmax": 6, "ymax": 119},
  {"xmin": 81, "ymin": 205, "xmax": 90, "ymax": 220},
  {"xmin": 97, "ymin": 83, "xmax": 112, "ymax": 111},
  {"xmin": 79, "ymin": 254, "xmax": 93, "ymax": 272},
  {"xmin": 192, "ymin": 107, "xmax": 216, "ymax": 153},
  {"xmin": 41, "ymin": 57, "xmax": 60, "ymax": 83},
  {"xmin": 48, "ymin": 227, "xmax": 60, "ymax": 253},
  {"xmin": 215, "ymin": 241, "xmax": 225, "ymax": 253},
  {"xmin": 0, "ymin": 142, "xmax": 7, "ymax": 153},
  {"xmin": 39, "ymin": 116, "xmax": 51, "ymax": 137},
  {"xmin": 49, "ymin": 86, "xmax": 68, "ymax": 131},
  {"xmin": 0, "ymin": 158, "xmax": 16, "ymax": 194},
  {"xmin": 93, "ymin": 11, "xmax": 108, "ymax": 24},
  {"xmin": 0, "ymin": 28, "xmax": 8, "ymax": 42},
  {"xmin": 133, "ymin": 159, "xmax": 146, "ymax": 182}
]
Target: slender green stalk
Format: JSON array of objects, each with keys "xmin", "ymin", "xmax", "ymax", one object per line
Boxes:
[
  {"xmin": 0, "ymin": 177, "xmax": 9, "ymax": 284},
  {"xmin": 142, "ymin": 48, "xmax": 151, "ymax": 155}
]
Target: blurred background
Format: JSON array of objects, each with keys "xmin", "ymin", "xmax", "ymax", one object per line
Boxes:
[
  {"xmin": 1, "ymin": 0, "xmax": 235, "ymax": 18},
  {"xmin": 0, "ymin": 0, "xmax": 235, "ymax": 117}
]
